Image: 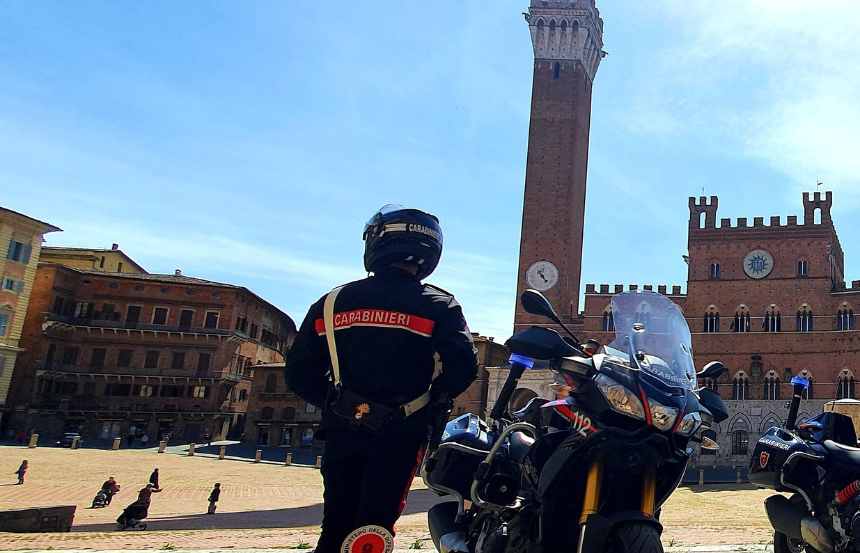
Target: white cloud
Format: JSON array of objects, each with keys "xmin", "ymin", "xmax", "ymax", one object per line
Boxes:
[{"xmin": 620, "ymin": 0, "xmax": 860, "ymax": 205}]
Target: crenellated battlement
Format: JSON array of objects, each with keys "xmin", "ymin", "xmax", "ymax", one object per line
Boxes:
[
  {"xmin": 585, "ymin": 283, "xmax": 685, "ymax": 296},
  {"xmin": 803, "ymin": 191, "xmax": 832, "ymax": 225},
  {"xmin": 689, "ymin": 192, "xmax": 835, "ymax": 231}
]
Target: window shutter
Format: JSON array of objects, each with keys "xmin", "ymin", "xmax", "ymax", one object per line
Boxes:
[
  {"xmin": 21, "ymin": 244, "xmax": 32, "ymax": 264},
  {"xmin": 6, "ymin": 242, "xmax": 14, "ymax": 260},
  {"xmin": 16, "ymin": 281, "xmax": 24, "ymax": 293}
]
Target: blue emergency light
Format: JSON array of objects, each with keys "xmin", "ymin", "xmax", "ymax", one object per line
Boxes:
[
  {"xmin": 509, "ymin": 354, "xmax": 535, "ymax": 370},
  {"xmin": 791, "ymin": 376, "xmax": 810, "ymax": 389}
]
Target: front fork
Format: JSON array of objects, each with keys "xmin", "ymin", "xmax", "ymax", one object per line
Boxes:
[{"xmin": 576, "ymin": 458, "xmax": 658, "ymax": 552}]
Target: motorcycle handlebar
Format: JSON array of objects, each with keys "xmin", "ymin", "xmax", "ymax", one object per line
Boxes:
[
  {"xmin": 490, "ymin": 361, "xmax": 529, "ymax": 421},
  {"xmin": 785, "ymin": 377, "xmax": 809, "ymax": 430}
]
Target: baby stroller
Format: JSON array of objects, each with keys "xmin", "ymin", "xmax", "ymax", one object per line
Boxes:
[
  {"xmin": 116, "ymin": 498, "xmax": 149, "ymax": 530},
  {"xmin": 91, "ymin": 488, "xmax": 109, "ymax": 508}
]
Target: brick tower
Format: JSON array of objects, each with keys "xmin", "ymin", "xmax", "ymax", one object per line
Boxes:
[{"xmin": 514, "ymin": 0, "xmax": 604, "ymax": 331}]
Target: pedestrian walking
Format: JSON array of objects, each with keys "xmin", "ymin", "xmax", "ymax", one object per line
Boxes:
[
  {"xmin": 14, "ymin": 460, "xmax": 28, "ymax": 485},
  {"xmin": 149, "ymin": 468, "xmax": 161, "ymax": 492},
  {"xmin": 141, "ymin": 434, "xmax": 149, "ymax": 448},
  {"xmin": 206, "ymin": 483, "xmax": 220, "ymax": 514},
  {"xmin": 15, "ymin": 430, "xmax": 25, "ymax": 445},
  {"xmin": 287, "ymin": 205, "xmax": 478, "ymax": 553}
]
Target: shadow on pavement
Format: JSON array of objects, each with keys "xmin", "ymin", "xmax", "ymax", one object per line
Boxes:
[{"xmin": 73, "ymin": 489, "xmax": 444, "ymax": 532}]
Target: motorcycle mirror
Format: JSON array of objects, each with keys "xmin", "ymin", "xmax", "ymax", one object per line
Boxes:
[
  {"xmin": 519, "ymin": 289, "xmax": 582, "ymax": 346},
  {"xmin": 700, "ymin": 436, "xmax": 720, "ymax": 451},
  {"xmin": 520, "ymin": 289, "xmax": 558, "ymax": 319},
  {"xmin": 697, "ymin": 361, "xmax": 726, "ymax": 380}
]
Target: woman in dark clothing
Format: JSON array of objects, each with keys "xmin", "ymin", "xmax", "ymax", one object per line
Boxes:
[
  {"xmin": 149, "ymin": 469, "xmax": 161, "ymax": 491},
  {"xmin": 14, "ymin": 460, "xmax": 27, "ymax": 485},
  {"xmin": 206, "ymin": 483, "xmax": 220, "ymax": 514},
  {"xmin": 138, "ymin": 483, "xmax": 153, "ymax": 502}
]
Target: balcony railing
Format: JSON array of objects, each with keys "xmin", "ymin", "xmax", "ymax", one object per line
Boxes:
[
  {"xmin": 38, "ymin": 363, "xmax": 245, "ymax": 382},
  {"xmin": 45, "ymin": 313, "xmax": 233, "ymax": 336}
]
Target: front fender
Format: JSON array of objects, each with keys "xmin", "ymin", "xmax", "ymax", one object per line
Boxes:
[{"xmin": 579, "ymin": 511, "xmax": 663, "ymax": 552}]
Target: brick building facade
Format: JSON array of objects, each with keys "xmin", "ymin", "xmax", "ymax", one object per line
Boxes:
[
  {"xmin": 7, "ymin": 263, "xmax": 296, "ymax": 443},
  {"xmin": 245, "ymin": 362, "xmax": 322, "ymax": 448}
]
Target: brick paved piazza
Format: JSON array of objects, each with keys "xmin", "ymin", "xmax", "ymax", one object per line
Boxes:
[{"xmin": 0, "ymin": 445, "xmax": 778, "ymax": 550}]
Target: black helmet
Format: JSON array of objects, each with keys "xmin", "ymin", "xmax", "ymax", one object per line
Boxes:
[{"xmin": 363, "ymin": 204, "xmax": 443, "ymax": 280}]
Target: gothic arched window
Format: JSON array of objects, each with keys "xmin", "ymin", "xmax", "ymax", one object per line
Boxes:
[
  {"xmin": 838, "ymin": 303, "xmax": 855, "ymax": 331},
  {"xmin": 602, "ymin": 307, "xmax": 614, "ymax": 332},
  {"xmin": 763, "ymin": 305, "xmax": 781, "ymax": 332},
  {"xmin": 796, "ymin": 307, "xmax": 813, "ymax": 332},
  {"xmin": 553, "ymin": 62, "xmax": 560, "ymax": 79},
  {"xmin": 732, "ymin": 372, "xmax": 750, "ymax": 400},
  {"xmin": 763, "ymin": 372, "xmax": 780, "ymax": 400},
  {"xmin": 733, "ymin": 306, "xmax": 750, "ymax": 333},
  {"xmin": 261, "ymin": 406, "xmax": 274, "ymax": 421},
  {"xmin": 797, "ymin": 259, "xmax": 808, "ymax": 276},
  {"xmin": 709, "ymin": 263, "xmax": 720, "ymax": 279},
  {"xmin": 703, "ymin": 310, "xmax": 719, "ymax": 333},
  {"xmin": 838, "ymin": 370, "xmax": 855, "ymax": 399},
  {"xmin": 731, "ymin": 417, "xmax": 751, "ymax": 455}
]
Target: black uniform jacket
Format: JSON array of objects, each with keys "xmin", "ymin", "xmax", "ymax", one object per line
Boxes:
[{"xmin": 286, "ymin": 267, "xmax": 479, "ymax": 433}]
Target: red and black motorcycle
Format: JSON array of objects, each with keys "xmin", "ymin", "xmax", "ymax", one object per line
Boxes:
[{"xmin": 423, "ymin": 289, "xmax": 728, "ymax": 553}]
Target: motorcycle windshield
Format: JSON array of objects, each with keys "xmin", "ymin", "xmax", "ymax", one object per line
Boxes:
[{"xmin": 608, "ymin": 290, "xmax": 696, "ymax": 390}]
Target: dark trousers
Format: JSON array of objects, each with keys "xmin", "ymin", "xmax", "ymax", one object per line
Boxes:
[{"xmin": 314, "ymin": 428, "xmax": 424, "ymax": 553}]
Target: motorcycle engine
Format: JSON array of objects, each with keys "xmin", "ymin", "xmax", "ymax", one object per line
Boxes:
[
  {"xmin": 843, "ymin": 495, "xmax": 860, "ymax": 541},
  {"xmin": 849, "ymin": 502, "xmax": 860, "ymax": 541}
]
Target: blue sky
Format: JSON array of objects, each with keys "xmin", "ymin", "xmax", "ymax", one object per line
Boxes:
[{"xmin": 2, "ymin": 1, "xmax": 860, "ymax": 341}]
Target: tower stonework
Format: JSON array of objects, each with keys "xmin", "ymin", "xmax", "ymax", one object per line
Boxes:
[{"xmin": 514, "ymin": 0, "xmax": 604, "ymax": 330}]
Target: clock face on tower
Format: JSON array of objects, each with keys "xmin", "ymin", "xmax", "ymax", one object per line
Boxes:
[{"xmin": 526, "ymin": 260, "xmax": 559, "ymax": 291}]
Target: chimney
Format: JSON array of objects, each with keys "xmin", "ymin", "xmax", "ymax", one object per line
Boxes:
[
  {"xmin": 111, "ymin": 243, "xmax": 119, "ymax": 251},
  {"xmin": 175, "ymin": 269, "xmax": 182, "ymax": 276}
]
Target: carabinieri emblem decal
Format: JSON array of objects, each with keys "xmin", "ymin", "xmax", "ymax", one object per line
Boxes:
[{"xmin": 355, "ymin": 404, "xmax": 371, "ymax": 419}]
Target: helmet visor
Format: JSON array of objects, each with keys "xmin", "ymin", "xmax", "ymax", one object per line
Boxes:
[{"xmin": 363, "ymin": 204, "xmax": 408, "ymax": 238}]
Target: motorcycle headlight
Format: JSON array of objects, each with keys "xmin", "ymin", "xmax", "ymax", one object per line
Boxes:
[
  {"xmin": 595, "ymin": 374, "xmax": 646, "ymax": 420},
  {"xmin": 675, "ymin": 412, "xmax": 702, "ymax": 437},
  {"xmin": 647, "ymin": 398, "xmax": 679, "ymax": 431}
]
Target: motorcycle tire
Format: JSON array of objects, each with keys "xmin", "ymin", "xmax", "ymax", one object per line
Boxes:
[
  {"xmin": 604, "ymin": 522, "xmax": 663, "ymax": 553},
  {"xmin": 773, "ymin": 531, "xmax": 814, "ymax": 553}
]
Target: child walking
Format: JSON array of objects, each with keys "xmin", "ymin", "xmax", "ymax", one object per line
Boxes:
[{"xmin": 207, "ymin": 483, "xmax": 220, "ymax": 514}]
